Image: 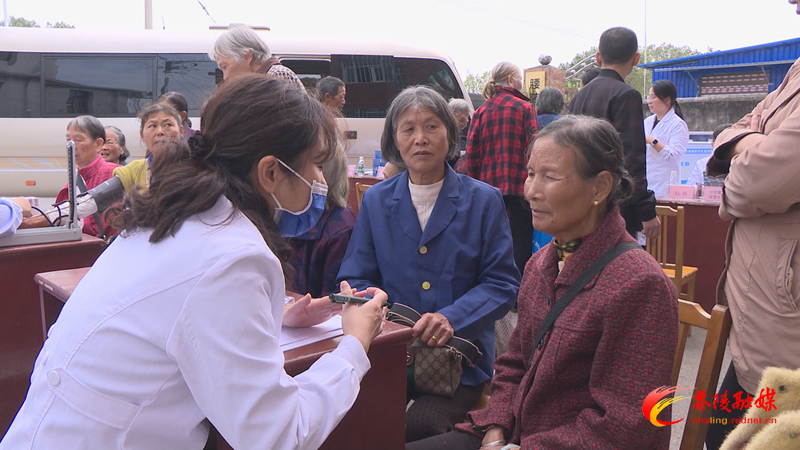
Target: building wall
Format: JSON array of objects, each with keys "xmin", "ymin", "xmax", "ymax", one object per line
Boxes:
[
  {"xmin": 642, "ymin": 94, "xmax": 765, "ymax": 132},
  {"xmin": 651, "ymin": 65, "xmax": 792, "ymax": 98}
]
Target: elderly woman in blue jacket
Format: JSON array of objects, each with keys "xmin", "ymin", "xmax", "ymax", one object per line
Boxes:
[{"xmin": 337, "ymin": 86, "xmax": 520, "ymax": 443}]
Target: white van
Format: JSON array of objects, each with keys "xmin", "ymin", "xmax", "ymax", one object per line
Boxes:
[{"xmin": 0, "ymin": 27, "xmax": 470, "ymax": 196}]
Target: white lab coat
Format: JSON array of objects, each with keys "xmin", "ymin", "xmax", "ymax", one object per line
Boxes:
[
  {"xmin": 0, "ymin": 196, "xmax": 370, "ymax": 450},
  {"xmin": 0, "ymin": 198, "xmax": 22, "ymax": 238},
  {"xmin": 644, "ymin": 108, "xmax": 689, "ymax": 198},
  {"xmin": 687, "ymin": 155, "xmax": 712, "ymax": 186}
]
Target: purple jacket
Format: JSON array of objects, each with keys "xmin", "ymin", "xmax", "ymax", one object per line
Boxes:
[
  {"xmin": 458, "ymin": 206, "xmax": 678, "ymax": 449},
  {"xmin": 288, "ymin": 207, "xmax": 356, "ymax": 298}
]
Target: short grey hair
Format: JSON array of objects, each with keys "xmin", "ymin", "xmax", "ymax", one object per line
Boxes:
[
  {"xmin": 448, "ymin": 98, "xmax": 471, "ymax": 117},
  {"xmin": 210, "ymin": 24, "xmax": 271, "ymax": 65},
  {"xmin": 535, "ymin": 87, "xmax": 565, "ymax": 115},
  {"xmin": 105, "ymin": 125, "xmax": 130, "ymax": 163},
  {"xmin": 67, "ymin": 115, "xmax": 105, "ymax": 143},
  {"xmin": 316, "ymin": 77, "xmax": 345, "ymax": 102},
  {"xmin": 380, "ymin": 86, "xmax": 460, "ymax": 168},
  {"xmin": 323, "ymin": 149, "xmax": 349, "ymax": 210}
]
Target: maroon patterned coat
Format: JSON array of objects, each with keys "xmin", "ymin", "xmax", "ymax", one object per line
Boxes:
[{"xmin": 457, "ymin": 207, "xmax": 678, "ymax": 449}]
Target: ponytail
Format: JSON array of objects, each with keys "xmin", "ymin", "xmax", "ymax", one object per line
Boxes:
[
  {"xmin": 482, "ymin": 81, "xmax": 497, "ymax": 100},
  {"xmin": 483, "ymin": 61, "xmax": 521, "ymax": 100},
  {"xmin": 673, "ymin": 100, "xmax": 684, "ymax": 120}
]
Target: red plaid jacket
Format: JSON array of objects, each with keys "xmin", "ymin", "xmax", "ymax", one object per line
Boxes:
[{"xmin": 466, "ymin": 87, "xmax": 538, "ymax": 196}]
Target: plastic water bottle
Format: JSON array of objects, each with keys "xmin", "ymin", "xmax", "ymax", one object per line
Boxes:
[
  {"xmin": 373, "ymin": 150, "xmax": 382, "ymax": 176},
  {"xmin": 669, "ymin": 170, "xmax": 679, "ymax": 186},
  {"xmin": 357, "ymin": 157, "xmax": 365, "ymax": 177}
]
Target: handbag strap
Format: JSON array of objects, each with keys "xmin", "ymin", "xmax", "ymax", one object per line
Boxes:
[
  {"xmin": 387, "ymin": 303, "xmax": 483, "ymax": 366},
  {"xmin": 76, "ymin": 175, "xmax": 105, "ymax": 240},
  {"xmin": 527, "ymin": 241, "xmax": 641, "ymax": 369}
]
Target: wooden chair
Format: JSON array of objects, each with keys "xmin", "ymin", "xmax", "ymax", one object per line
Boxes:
[
  {"xmin": 647, "ymin": 205, "xmax": 699, "ymax": 302},
  {"xmin": 674, "ymin": 300, "xmax": 732, "ymax": 450},
  {"xmin": 354, "ymin": 182, "xmax": 371, "ymax": 217}
]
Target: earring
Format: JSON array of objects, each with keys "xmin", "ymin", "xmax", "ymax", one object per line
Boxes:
[{"xmin": 593, "ymin": 200, "xmax": 599, "ymax": 207}]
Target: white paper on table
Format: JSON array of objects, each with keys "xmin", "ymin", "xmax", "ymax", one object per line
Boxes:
[{"xmin": 279, "ymin": 315, "xmax": 343, "ymax": 351}]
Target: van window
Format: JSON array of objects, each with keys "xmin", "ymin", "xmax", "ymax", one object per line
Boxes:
[
  {"xmin": 156, "ymin": 53, "xmax": 218, "ymax": 116},
  {"xmin": 283, "ymin": 56, "xmax": 465, "ymax": 119},
  {"xmin": 332, "ymin": 55, "xmax": 463, "ymax": 119},
  {"xmin": 43, "ymin": 55, "xmax": 155, "ymax": 116},
  {"xmin": 281, "ymin": 59, "xmax": 331, "ymax": 96},
  {"xmin": 0, "ymin": 52, "xmax": 42, "ymax": 118}
]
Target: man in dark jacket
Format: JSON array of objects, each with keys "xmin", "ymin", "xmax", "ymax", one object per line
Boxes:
[{"xmin": 570, "ymin": 27, "xmax": 660, "ymax": 238}]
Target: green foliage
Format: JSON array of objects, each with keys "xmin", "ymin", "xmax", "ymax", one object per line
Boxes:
[
  {"xmin": 47, "ymin": 21, "xmax": 76, "ymax": 29},
  {"xmin": 0, "ymin": 16, "xmax": 75, "ymax": 28},
  {"xmin": 628, "ymin": 43, "xmax": 709, "ymax": 96},
  {"xmin": 0, "ymin": 16, "xmax": 40, "ymax": 27},
  {"xmin": 560, "ymin": 43, "xmax": 710, "ymax": 96},
  {"xmin": 559, "ymin": 46, "xmax": 598, "ymax": 90},
  {"xmin": 463, "ymin": 70, "xmax": 491, "ymax": 94}
]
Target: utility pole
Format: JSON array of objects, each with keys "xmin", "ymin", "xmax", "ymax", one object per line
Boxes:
[
  {"xmin": 643, "ymin": 0, "xmax": 648, "ymax": 95},
  {"xmin": 3, "ymin": 0, "xmax": 9, "ymax": 27},
  {"xmin": 145, "ymin": 0, "xmax": 153, "ymax": 29}
]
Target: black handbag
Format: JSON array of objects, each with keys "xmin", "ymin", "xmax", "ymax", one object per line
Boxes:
[{"xmin": 387, "ymin": 303, "xmax": 482, "ymax": 398}]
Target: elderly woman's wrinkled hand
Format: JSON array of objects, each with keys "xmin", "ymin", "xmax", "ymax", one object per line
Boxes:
[{"xmin": 412, "ymin": 312, "xmax": 454, "ymax": 348}]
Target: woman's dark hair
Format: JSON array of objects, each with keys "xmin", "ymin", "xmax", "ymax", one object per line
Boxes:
[
  {"xmin": 381, "ymin": 85, "xmax": 460, "ymax": 167},
  {"xmin": 158, "ymin": 91, "xmax": 193, "ymax": 128},
  {"xmin": 138, "ymin": 102, "xmax": 182, "ymax": 133},
  {"xmin": 580, "ymin": 67, "xmax": 600, "ymax": 87},
  {"xmin": 532, "ymin": 115, "xmax": 634, "ymax": 210},
  {"xmin": 112, "ymin": 75, "xmax": 337, "ymax": 285},
  {"xmin": 651, "ymin": 79, "xmax": 683, "ymax": 119},
  {"xmin": 712, "ymin": 123, "xmax": 733, "ymax": 142},
  {"xmin": 535, "ymin": 87, "xmax": 565, "ymax": 115}
]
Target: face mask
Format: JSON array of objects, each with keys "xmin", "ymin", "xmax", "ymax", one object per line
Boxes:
[{"xmin": 270, "ymin": 159, "xmax": 328, "ymax": 238}]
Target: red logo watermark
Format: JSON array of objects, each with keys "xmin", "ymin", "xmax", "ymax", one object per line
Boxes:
[{"xmin": 642, "ymin": 386, "xmax": 777, "ymax": 427}]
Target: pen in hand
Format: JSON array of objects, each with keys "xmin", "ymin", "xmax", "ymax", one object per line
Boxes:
[{"xmin": 329, "ymin": 293, "xmax": 390, "ymax": 308}]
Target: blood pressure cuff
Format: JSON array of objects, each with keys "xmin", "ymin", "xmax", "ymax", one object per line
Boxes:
[{"xmin": 85, "ymin": 176, "xmax": 125, "ymax": 213}]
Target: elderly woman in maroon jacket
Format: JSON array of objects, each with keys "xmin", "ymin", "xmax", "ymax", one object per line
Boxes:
[{"xmin": 407, "ymin": 116, "xmax": 678, "ymax": 450}]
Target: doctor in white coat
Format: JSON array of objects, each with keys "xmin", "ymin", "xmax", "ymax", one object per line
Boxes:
[
  {"xmin": 0, "ymin": 75, "xmax": 386, "ymax": 450},
  {"xmin": 644, "ymin": 79, "xmax": 689, "ymax": 198},
  {"xmin": 0, "ymin": 197, "xmax": 28, "ymax": 238}
]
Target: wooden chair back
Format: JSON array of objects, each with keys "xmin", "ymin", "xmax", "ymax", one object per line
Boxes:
[
  {"xmin": 674, "ymin": 300, "xmax": 732, "ymax": 450},
  {"xmin": 354, "ymin": 182, "xmax": 371, "ymax": 217},
  {"xmin": 647, "ymin": 205, "xmax": 685, "ymax": 292}
]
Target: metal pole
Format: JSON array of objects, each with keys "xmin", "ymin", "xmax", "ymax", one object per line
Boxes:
[
  {"xmin": 3, "ymin": 0, "xmax": 9, "ymax": 27},
  {"xmin": 144, "ymin": 0, "xmax": 153, "ymax": 29},
  {"xmin": 643, "ymin": 0, "xmax": 647, "ymax": 94}
]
